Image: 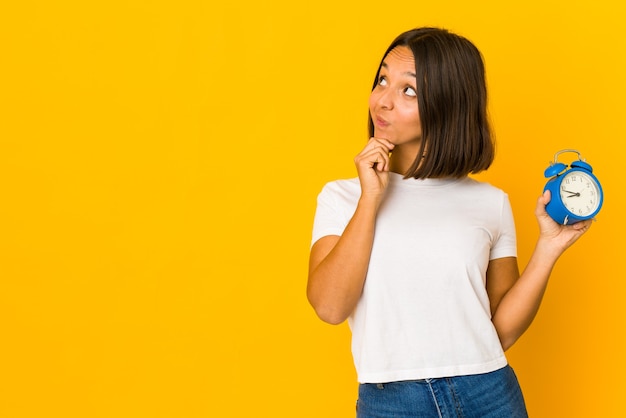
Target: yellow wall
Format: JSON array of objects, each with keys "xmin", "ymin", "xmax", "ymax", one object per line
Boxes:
[{"xmin": 1, "ymin": 1, "xmax": 624, "ymax": 416}]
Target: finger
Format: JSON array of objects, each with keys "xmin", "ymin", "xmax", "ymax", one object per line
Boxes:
[
  {"xmin": 364, "ymin": 138, "xmax": 394, "ymax": 156},
  {"xmin": 572, "ymin": 219, "xmax": 593, "ymax": 231},
  {"xmin": 370, "ymin": 137, "xmax": 395, "ymax": 151},
  {"xmin": 371, "ymin": 153, "xmax": 389, "ymax": 172},
  {"xmin": 357, "ymin": 148, "xmax": 390, "ymax": 169},
  {"xmin": 535, "ymin": 191, "xmax": 551, "ymax": 218},
  {"xmin": 357, "ymin": 142, "xmax": 391, "ymax": 159}
]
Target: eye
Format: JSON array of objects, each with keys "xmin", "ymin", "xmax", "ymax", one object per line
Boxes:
[
  {"xmin": 378, "ymin": 75, "xmax": 388, "ymax": 86},
  {"xmin": 404, "ymin": 86, "xmax": 417, "ymax": 97}
]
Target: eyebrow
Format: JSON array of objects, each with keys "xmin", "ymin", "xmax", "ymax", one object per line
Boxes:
[{"xmin": 381, "ymin": 62, "xmax": 417, "ymax": 79}]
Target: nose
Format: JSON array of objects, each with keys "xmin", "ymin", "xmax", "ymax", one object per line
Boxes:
[{"xmin": 376, "ymin": 88, "xmax": 394, "ymax": 110}]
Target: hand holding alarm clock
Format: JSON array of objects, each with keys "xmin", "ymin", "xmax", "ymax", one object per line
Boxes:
[{"xmin": 543, "ymin": 149, "xmax": 604, "ymax": 225}]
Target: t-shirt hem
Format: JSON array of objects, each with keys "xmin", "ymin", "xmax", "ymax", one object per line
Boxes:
[
  {"xmin": 357, "ymin": 355, "xmax": 508, "ymax": 384},
  {"xmin": 310, "ymin": 228, "xmax": 343, "ymax": 248},
  {"xmin": 489, "ymin": 248, "xmax": 517, "ymax": 260}
]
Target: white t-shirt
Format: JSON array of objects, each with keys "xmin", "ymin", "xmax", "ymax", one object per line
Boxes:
[{"xmin": 311, "ymin": 172, "xmax": 517, "ymax": 383}]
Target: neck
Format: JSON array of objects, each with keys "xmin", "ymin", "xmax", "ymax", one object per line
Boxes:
[{"xmin": 389, "ymin": 144, "xmax": 420, "ymax": 175}]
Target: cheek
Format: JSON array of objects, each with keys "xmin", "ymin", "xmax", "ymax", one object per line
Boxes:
[
  {"xmin": 399, "ymin": 108, "xmax": 421, "ymax": 128},
  {"xmin": 368, "ymin": 93, "xmax": 378, "ymax": 113}
]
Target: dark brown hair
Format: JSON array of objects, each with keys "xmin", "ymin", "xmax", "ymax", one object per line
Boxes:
[{"xmin": 369, "ymin": 27, "xmax": 495, "ymax": 179}]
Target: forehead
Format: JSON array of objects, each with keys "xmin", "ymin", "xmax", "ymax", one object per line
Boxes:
[{"xmin": 381, "ymin": 46, "xmax": 415, "ymax": 71}]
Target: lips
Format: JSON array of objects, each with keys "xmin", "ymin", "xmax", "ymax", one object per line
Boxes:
[{"xmin": 375, "ymin": 116, "xmax": 390, "ymax": 128}]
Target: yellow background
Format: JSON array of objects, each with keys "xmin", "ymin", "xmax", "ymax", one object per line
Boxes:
[{"xmin": 1, "ymin": 1, "xmax": 624, "ymax": 416}]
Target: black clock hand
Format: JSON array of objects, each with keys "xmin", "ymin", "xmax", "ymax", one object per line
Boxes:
[{"xmin": 562, "ymin": 189, "xmax": 580, "ymax": 197}]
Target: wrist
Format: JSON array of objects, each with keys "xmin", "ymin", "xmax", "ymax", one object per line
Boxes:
[
  {"xmin": 358, "ymin": 193, "xmax": 383, "ymax": 211},
  {"xmin": 533, "ymin": 238, "xmax": 563, "ymax": 263}
]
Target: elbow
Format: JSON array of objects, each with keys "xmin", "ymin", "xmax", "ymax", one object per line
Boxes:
[
  {"xmin": 499, "ymin": 335, "xmax": 518, "ymax": 352},
  {"xmin": 495, "ymin": 327, "xmax": 523, "ymax": 352},
  {"xmin": 315, "ymin": 308, "xmax": 347, "ymax": 325},
  {"xmin": 307, "ymin": 293, "xmax": 349, "ymax": 325}
]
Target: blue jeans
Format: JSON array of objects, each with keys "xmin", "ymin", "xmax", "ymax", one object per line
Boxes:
[{"xmin": 356, "ymin": 365, "xmax": 528, "ymax": 418}]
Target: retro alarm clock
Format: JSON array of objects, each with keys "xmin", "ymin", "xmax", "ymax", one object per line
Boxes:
[{"xmin": 543, "ymin": 149, "xmax": 603, "ymax": 225}]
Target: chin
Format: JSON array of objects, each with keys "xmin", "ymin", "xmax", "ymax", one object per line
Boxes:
[{"xmin": 374, "ymin": 130, "xmax": 396, "ymax": 142}]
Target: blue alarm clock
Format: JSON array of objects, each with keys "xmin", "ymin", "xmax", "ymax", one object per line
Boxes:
[{"xmin": 543, "ymin": 149, "xmax": 603, "ymax": 225}]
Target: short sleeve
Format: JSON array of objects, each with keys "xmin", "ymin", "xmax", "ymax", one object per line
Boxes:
[
  {"xmin": 489, "ymin": 193, "xmax": 517, "ymax": 260},
  {"xmin": 310, "ymin": 180, "xmax": 358, "ymax": 247}
]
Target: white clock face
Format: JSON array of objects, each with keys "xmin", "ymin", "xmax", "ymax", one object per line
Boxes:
[{"xmin": 560, "ymin": 171, "xmax": 601, "ymax": 216}]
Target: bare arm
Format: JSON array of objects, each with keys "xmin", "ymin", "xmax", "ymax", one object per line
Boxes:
[
  {"xmin": 307, "ymin": 197, "xmax": 378, "ymax": 324},
  {"xmin": 488, "ymin": 190, "xmax": 592, "ymax": 350},
  {"xmin": 307, "ymin": 138, "xmax": 394, "ymax": 324}
]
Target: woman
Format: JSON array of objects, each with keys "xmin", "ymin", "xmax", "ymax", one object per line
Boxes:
[{"xmin": 307, "ymin": 27, "xmax": 591, "ymax": 417}]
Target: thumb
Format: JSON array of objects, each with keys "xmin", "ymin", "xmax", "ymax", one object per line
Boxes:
[{"xmin": 535, "ymin": 190, "xmax": 550, "ymax": 216}]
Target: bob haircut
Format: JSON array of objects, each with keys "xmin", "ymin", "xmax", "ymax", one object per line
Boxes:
[{"xmin": 368, "ymin": 27, "xmax": 495, "ymax": 179}]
